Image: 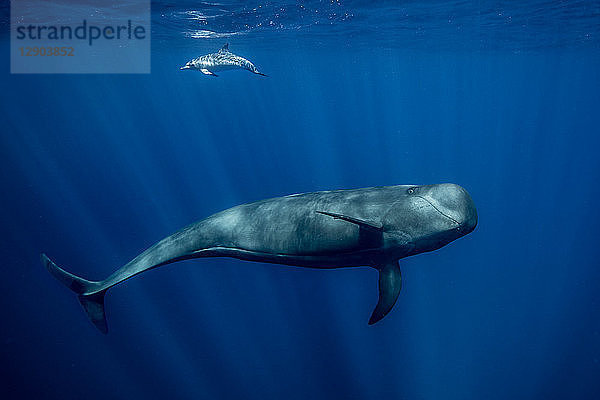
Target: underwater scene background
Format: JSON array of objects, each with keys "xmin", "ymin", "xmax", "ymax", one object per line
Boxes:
[{"xmin": 1, "ymin": 1, "xmax": 600, "ymax": 399}]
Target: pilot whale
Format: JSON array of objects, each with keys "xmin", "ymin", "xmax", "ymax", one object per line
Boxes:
[
  {"xmin": 180, "ymin": 43, "xmax": 266, "ymax": 77},
  {"xmin": 42, "ymin": 183, "xmax": 477, "ymax": 333}
]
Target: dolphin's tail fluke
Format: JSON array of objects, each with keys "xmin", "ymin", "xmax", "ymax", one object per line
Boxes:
[{"xmin": 41, "ymin": 254, "xmax": 108, "ymax": 334}]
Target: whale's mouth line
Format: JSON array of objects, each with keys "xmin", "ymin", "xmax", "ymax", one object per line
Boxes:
[{"xmin": 416, "ymin": 195, "xmax": 460, "ymax": 226}]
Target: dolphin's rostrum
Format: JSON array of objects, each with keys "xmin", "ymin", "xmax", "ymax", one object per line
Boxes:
[
  {"xmin": 42, "ymin": 184, "xmax": 477, "ymax": 333},
  {"xmin": 180, "ymin": 43, "xmax": 266, "ymax": 77}
]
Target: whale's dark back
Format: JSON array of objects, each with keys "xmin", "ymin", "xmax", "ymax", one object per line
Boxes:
[{"xmin": 203, "ymin": 186, "xmax": 408, "ymax": 256}]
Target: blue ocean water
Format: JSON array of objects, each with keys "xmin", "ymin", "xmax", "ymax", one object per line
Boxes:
[{"xmin": 1, "ymin": 1, "xmax": 600, "ymax": 399}]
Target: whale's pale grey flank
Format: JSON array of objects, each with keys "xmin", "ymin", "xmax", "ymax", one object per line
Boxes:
[
  {"xmin": 42, "ymin": 184, "xmax": 477, "ymax": 333},
  {"xmin": 180, "ymin": 43, "xmax": 266, "ymax": 77}
]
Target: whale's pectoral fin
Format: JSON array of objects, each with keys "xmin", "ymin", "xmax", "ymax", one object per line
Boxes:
[
  {"xmin": 369, "ymin": 260, "xmax": 402, "ymax": 325},
  {"xmin": 316, "ymin": 211, "xmax": 383, "ymax": 232},
  {"xmin": 200, "ymin": 68, "xmax": 218, "ymax": 77}
]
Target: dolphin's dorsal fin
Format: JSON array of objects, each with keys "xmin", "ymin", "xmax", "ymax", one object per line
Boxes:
[
  {"xmin": 219, "ymin": 43, "xmax": 229, "ymax": 52},
  {"xmin": 316, "ymin": 211, "xmax": 383, "ymax": 231},
  {"xmin": 369, "ymin": 260, "xmax": 402, "ymax": 325}
]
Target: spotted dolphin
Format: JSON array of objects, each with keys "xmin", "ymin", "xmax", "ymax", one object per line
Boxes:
[
  {"xmin": 42, "ymin": 184, "xmax": 477, "ymax": 333},
  {"xmin": 180, "ymin": 43, "xmax": 266, "ymax": 77}
]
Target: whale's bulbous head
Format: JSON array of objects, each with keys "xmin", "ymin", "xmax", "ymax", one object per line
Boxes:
[
  {"xmin": 385, "ymin": 183, "xmax": 477, "ymax": 256},
  {"xmin": 425, "ymin": 183, "xmax": 477, "ymax": 234}
]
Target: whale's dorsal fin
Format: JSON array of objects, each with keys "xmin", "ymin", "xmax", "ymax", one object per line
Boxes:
[
  {"xmin": 369, "ymin": 260, "xmax": 402, "ymax": 325},
  {"xmin": 219, "ymin": 43, "xmax": 229, "ymax": 52},
  {"xmin": 316, "ymin": 211, "xmax": 383, "ymax": 231}
]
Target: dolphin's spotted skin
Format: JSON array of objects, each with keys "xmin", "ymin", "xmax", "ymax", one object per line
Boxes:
[
  {"xmin": 180, "ymin": 43, "xmax": 266, "ymax": 77},
  {"xmin": 42, "ymin": 184, "xmax": 477, "ymax": 333}
]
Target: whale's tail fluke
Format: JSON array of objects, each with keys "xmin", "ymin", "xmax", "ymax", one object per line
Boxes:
[{"xmin": 41, "ymin": 254, "xmax": 108, "ymax": 334}]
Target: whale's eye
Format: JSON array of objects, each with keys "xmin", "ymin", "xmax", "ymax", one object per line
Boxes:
[{"xmin": 407, "ymin": 188, "xmax": 415, "ymax": 194}]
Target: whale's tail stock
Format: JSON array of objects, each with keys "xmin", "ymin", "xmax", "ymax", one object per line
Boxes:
[{"xmin": 41, "ymin": 254, "xmax": 109, "ymax": 334}]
